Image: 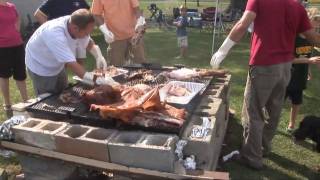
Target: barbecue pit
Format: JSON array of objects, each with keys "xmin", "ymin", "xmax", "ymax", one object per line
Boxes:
[{"xmin": 8, "ymin": 65, "xmax": 231, "ymax": 178}]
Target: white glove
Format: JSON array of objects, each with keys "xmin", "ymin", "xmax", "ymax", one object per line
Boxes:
[
  {"xmin": 210, "ymin": 37, "xmax": 236, "ymax": 69},
  {"xmin": 99, "ymin": 24, "xmax": 114, "ymax": 44},
  {"xmin": 83, "ymin": 72, "xmax": 95, "ymax": 86},
  {"xmin": 82, "ymin": 72, "xmax": 119, "ymax": 86},
  {"xmin": 248, "ymin": 22, "xmax": 254, "ymax": 33},
  {"xmin": 89, "ymin": 45, "xmax": 107, "ymax": 70},
  {"xmin": 96, "ymin": 75, "xmax": 119, "ymax": 86},
  {"xmin": 135, "ymin": 16, "xmax": 146, "ymax": 31}
]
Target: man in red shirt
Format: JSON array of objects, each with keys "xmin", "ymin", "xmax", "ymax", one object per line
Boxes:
[{"xmin": 210, "ymin": 0, "xmax": 320, "ymax": 170}]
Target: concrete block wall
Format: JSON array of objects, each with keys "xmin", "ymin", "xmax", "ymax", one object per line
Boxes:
[
  {"xmin": 55, "ymin": 125, "xmax": 117, "ymax": 162},
  {"xmin": 181, "ymin": 98, "xmax": 225, "ymax": 170},
  {"xmin": 108, "ymin": 132, "xmax": 178, "ymax": 172},
  {"xmin": 208, "ymin": 74, "xmax": 231, "ymax": 103},
  {"xmin": 181, "ymin": 74, "xmax": 232, "ymax": 170},
  {"xmin": 12, "ymin": 118, "xmax": 68, "ymax": 150}
]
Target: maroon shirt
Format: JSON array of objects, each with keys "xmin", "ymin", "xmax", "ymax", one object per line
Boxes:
[
  {"xmin": 246, "ymin": 0, "xmax": 312, "ymax": 65},
  {"xmin": 0, "ymin": 2, "xmax": 23, "ymax": 48}
]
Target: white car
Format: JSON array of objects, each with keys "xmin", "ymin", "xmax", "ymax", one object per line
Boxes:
[{"xmin": 186, "ymin": 12, "xmax": 202, "ymax": 28}]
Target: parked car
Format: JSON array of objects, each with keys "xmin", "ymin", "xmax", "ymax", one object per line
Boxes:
[{"xmin": 187, "ymin": 12, "xmax": 202, "ymax": 28}]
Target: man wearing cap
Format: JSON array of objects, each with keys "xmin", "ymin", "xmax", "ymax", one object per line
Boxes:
[
  {"xmin": 26, "ymin": 9, "xmax": 115, "ymax": 96},
  {"xmin": 210, "ymin": 0, "xmax": 320, "ymax": 170},
  {"xmin": 91, "ymin": 0, "xmax": 146, "ymax": 66}
]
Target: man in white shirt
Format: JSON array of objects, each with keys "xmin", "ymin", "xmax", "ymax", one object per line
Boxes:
[{"xmin": 26, "ymin": 9, "xmax": 112, "ymax": 96}]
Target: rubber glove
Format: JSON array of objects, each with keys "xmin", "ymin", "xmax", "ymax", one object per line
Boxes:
[
  {"xmin": 82, "ymin": 72, "xmax": 119, "ymax": 86},
  {"xmin": 135, "ymin": 16, "xmax": 146, "ymax": 31},
  {"xmin": 89, "ymin": 45, "xmax": 107, "ymax": 70},
  {"xmin": 210, "ymin": 37, "xmax": 236, "ymax": 69},
  {"xmin": 99, "ymin": 24, "xmax": 114, "ymax": 44}
]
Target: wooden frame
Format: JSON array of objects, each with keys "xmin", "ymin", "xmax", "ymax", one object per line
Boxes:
[{"xmin": 1, "ymin": 141, "xmax": 229, "ymax": 180}]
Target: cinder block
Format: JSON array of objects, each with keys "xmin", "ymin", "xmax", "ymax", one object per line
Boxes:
[
  {"xmin": 108, "ymin": 132, "xmax": 178, "ymax": 172},
  {"xmin": 137, "ymin": 134, "xmax": 178, "ymax": 172},
  {"xmin": 211, "ymin": 74, "xmax": 231, "ymax": 103},
  {"xmin": 55, "ymin": 125, "xmax": 116, "ymax": 161},
  {"xmin": 12, "ymin": 118, "xmax": 68, "ymax": 150},
  {"xmin": 81, "ymin": 127, "xmax": 117, "ymax": 161},
  {"xmin": 204, "ymin": 84, "xmax": 224, "ymax": 99},
  {"xmin": 181, "ymin": 97, "xmax": 228, "ymax": 170}
]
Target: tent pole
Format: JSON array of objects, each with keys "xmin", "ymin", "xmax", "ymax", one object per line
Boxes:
[{"xmin": 212, "ymin": 0, "xmax": 220, "ymax": 55}]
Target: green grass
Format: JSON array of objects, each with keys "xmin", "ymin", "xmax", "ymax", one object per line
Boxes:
[{"xmin": 0, "ymin": 1, "xmax": 320, "ymax": 179}]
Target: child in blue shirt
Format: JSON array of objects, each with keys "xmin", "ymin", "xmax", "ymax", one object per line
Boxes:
[{"xmin": 173, "ymin": 5, "xmax": 188, "ymax": 59}]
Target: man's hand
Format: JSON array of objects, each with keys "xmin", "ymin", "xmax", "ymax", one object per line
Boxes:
[
  {"xmin": 96, "ymin": 75, "xmax": 119, "ymax": 86},
  {"xmin": 210, "ymin": 51, "xmax": 228, "ymax": 69},
  {"xmin": 99, "ymin": 24, "xmax": 114, "ymax": 44},
  {"xmin": 210, "ymin": 37, "xmax": 236, "ymax": 68},
  {"xmin": 89, "ymin": 45, "xmax": 107, "ymax": 70},
  {"xmin": 96, "ymin": 56, "xmax": 107, "ymax": 70},
  {"xmin": 82, "ymin": 72, "xmax": 119, "ymax": 86},
  {"xmin": 135, "ymin": 16, "xmax": 146, "ymax": 32},
  {"xmin": 309, "ymin": 56, "xmax": 320, "ymax": 64}
]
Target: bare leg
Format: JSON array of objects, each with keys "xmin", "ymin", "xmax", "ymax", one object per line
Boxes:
[
  {"xmin": 15, "ymin": 80, "xmax": 28, "ymax": 102},
  {"xmin": 0, "ymin": 78, "xmax": 11, "ymax": 106},
  {"xmin": 181, "ymin": 47, "xmax": 187, "ymax": 57},
  {"xmin": 288, "ymin": 104, "xmax": 300, "ymax": 129},
  {"xmin": 0, "ymin": 78, "xmax": 13, "ymax": 118}
]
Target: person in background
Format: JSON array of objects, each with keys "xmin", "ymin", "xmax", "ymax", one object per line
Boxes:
[
  {"xmin": 91, "ymin": 0, "xmax": 146, "ymax": 66},
  {"xmin": 173, "ymin": 5, "xmax": 188, "ymax": 59},
  {"xmin": 157, "ymin": 9, "xmax": 164, "ymax": 28},
  {"xmin": 26, "ymin": 9, "xmax": 114, "ymax": 96},
  {"xmin": 210, "ymin": 0, "xmax": 320, "ymax": 170},
  {"xmin": 0, "ymin": 0, "xmax": 28, "ymax": 118},
  {"xmin": 286, "ymin": 8, "xmax": 320, "ymax": 132},
  {"xmin": 34, "ymin": 0, "xmax": 90, "ymax": 24}
]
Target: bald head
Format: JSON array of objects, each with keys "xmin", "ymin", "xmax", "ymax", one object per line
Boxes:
[{"xmin": 70, "ymin": 9, "xmax": 95, "ymax": 30}]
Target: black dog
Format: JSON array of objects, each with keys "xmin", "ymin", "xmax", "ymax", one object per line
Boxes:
[{"xmin": 293, "ymin": 115, "xmax": 320, "ymax": 152}]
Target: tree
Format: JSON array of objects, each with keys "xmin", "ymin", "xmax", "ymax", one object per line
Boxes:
[{"xmin": 225, "ymin": 0, "xmax": 248, "ymax": 13}]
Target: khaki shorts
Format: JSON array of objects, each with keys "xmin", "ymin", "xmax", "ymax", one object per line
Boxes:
[
  {"xmin": 107, "ymin": 37, "xmax": 146, "ymax": 66},
  {"xmin": 27, "ymin": 68, "xmax": 68, "ymax": 96},
  {"xmin": 177, "ymin": 36, "xmax": 188, "ymax": 47}
]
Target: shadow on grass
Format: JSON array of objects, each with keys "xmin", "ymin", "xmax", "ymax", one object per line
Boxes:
[
  {"xmin": 277, "ymin": 130, "xmax": 317, "ymax": 152},
  {"xmin": 219, "ymin": 114, "xmax": 319, "ymax": 180},
  {"xmin": 220, "ymin": 115, "xmax": 243, "ymax": 156},
  {"xmin": 267, "ymin": 152, "xmax": 320, "ymax": 180}
]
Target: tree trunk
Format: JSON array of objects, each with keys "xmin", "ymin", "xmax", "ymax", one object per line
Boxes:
[
  {"xmin": 197, "ymin": 0, "xmax": 200, "ymax": 7},
  {"xmin": 225, "ymin": 0, "xmax": 248, "ymax": 13}
]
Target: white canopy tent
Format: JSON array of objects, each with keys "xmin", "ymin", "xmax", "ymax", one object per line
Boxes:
[{"xmin": 212, "ymin": 0, "xmax": 222, "ymax": 55}]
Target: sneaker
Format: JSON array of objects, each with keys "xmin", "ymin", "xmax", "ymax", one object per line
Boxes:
[
  {"xmin": 174, "ymin": 56, "xmax": 183, "ymax": 59},
  {"xmin": 3, "ymin": 105, "xmax": 13, "ymax": 119}
]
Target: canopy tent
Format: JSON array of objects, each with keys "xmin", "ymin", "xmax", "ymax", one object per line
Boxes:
[
  {"xmin": 212, "ymin": 0, "xmax": 222, "ymax": 54},
  {"xmin": 184, "ymin": 0, "xmax": 222, "ymax": 54}
]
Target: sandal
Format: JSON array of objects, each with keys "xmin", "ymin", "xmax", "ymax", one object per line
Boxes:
[{"xmin": 3, "ymin": 105, "xmax": 13, "ymax": 119}]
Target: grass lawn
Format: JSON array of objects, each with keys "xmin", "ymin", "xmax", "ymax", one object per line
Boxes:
[{"xmin": 0, "ymin": 1, "xmax": 319, "ymax": 179}]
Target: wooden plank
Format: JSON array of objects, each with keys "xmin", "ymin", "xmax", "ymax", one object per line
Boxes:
[{"xmin": 1, "ymin": 141, "xmax": 229, "ymax": 180}]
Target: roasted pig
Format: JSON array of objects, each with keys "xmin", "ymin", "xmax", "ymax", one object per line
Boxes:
[
  {"xmin": 82, "ymin": 85, "xmax": 122, "ymax": 105},
  {"xmin": 88, "ymin": 85, "xmax": 186, "ymax": 127}
]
